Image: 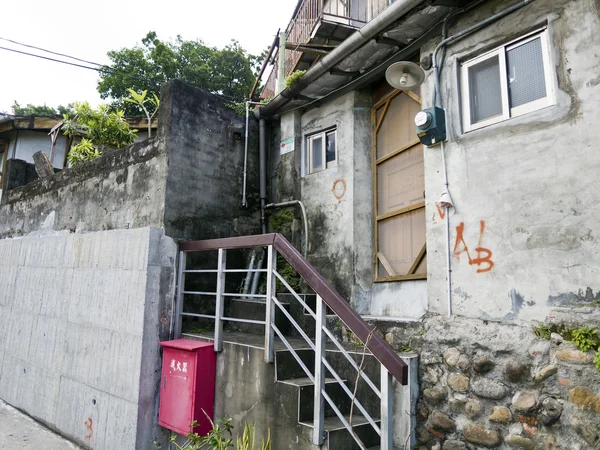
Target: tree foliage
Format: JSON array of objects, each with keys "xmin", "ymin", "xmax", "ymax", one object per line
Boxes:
[
  {"xmin": 11, "ymin": 101, "xmax": 74, "ymax": 116},
  {"xmin": 98, "ymin": 32, "xmax": 261, "ymax": 115},
  {"xmin": 62, "ymin": 102, "xmax": 137, "ymax": 166}
]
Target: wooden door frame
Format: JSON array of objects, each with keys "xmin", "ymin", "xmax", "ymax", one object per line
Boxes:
[{"xmin": 371, "ymin": 89, "xmax": 427, "ymax": 282}]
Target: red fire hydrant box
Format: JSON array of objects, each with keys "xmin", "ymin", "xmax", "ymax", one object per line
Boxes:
[{"xmin": 158, "ymin": 339, "xmax": 216, "ymax": 436}]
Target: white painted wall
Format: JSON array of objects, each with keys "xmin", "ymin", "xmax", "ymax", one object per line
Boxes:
[{"xmin": 6, "ymin": 130, "xmax": 68, "ymax": 168}]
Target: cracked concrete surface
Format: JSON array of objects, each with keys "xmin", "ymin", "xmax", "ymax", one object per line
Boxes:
[{"xmin": 0, "ymin": 400, "xmax": 78, "ymax": 449}]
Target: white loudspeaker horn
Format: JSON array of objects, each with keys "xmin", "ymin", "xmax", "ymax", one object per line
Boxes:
[{"xmin": 385, "ymin": 61, "xmax": 425, "ymax": 91}]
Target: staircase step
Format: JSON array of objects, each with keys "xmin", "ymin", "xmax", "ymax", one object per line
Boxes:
[
  {"xmin": 300, "ymin": 414, "xmax": 381, "ymax": 450},
  {"xmin": 227, "ymin": 298, "xmax": 291, "ymax": 335},
  {"xmin": 278, "ymin": 377, "xmax": 339, "ymax": 387},
  {"xmin": 366, "ymin": 447, "xmax": 403, "ymax": 450},
  {"xmin": 298, "ymin": 413, "xmax": 377, "ymax": 430}
]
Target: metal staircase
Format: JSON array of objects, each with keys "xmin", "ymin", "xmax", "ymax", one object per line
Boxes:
[{"xmin": 174, "ymin": 233, "xmax": 417, "ymax": 450}]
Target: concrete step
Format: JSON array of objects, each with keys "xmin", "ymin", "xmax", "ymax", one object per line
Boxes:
[
  {"xmin": 278, "ymin": 377, "xmax": 351, "ymax": 422},
  {"xmin": 227, "ymin": 298, "xmax": 290, "ymax": 335},
  {"xmin": 299, "ymin": 414, "xmax": 381, "ymax": 450}
]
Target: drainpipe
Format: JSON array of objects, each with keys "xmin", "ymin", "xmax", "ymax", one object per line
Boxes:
[
  {"xmin": 430, "ymin": 0, "xmax": 535, "ymax": 316},
  {"xmin": 265, "ymin": 201, "xmax": 309, "ymax": 258},
  {"xmin": 258, "ymin": 0, "xmax": 425, "ymax": 117},
  {"xmin": 250, "ymin": 117, "xmax": 269, "ymax": 296}
]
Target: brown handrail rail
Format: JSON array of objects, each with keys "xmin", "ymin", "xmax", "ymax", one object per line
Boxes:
[{"xmin": 180, "ymin": 233, "xmax": 408, "ymax": 384}]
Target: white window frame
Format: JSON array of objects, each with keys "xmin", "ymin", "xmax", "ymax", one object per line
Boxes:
[
  {"xmin": 461, "ymin": 29, "xmax": 555, "ymax": 132},
  {"xmin": 306, "ymin": 128, "xmax": 337, "ymax": 174}
]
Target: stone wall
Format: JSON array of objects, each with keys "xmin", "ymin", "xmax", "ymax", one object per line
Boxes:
[
  {"xmin": 0, "ymin": 228, "xmax": 176, "ymax": 449},
  {"xmin": 374, "ymin": 313, "xmax": 600, "ymax": 449}
]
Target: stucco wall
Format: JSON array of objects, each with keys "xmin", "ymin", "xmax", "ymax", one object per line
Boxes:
[
  {"xmin": 161, "ymin": 80, "xmax": 261, "ymax": 241},
  {"xmin": 275, "ymin": 88, "xmax": 428, "ymax": 317},
  {"xmin": 0, "ymin": 228, "xmax": 176, "ymax": 449},
  {"xmin": 420, "ymin": 0, "xmax": 600, "ymax": 322}
]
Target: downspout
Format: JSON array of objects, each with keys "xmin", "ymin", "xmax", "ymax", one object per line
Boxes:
[
  {"xmin": 431, "ymin": 0, "xmax": 535, "ymax": 316},
  {"xmin": 250, "ymin": 116, "xmax": 269, "ymax": 295},
  {"xmin": 259, "ymin": 0, "xmax": 425, "ymax": 117}
]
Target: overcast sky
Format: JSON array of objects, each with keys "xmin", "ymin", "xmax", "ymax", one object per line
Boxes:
[{"xmin": 0, "ymin": 0, "xmax": 297, "ymax": 113}]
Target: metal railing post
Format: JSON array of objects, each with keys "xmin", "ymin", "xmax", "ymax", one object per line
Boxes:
[
  {"xmin": 174, "ymin": 250, "xmax": 186, "ymax": 339},
  {"xmin": 214, "ymin": 248, "xmax": 227, "ymax": 352},
  {"xmin": 264, "ymin": 245, "xmax": 276, "ymax": 363},
  {"xmin": 381, "ymin": 364, "xmax": 394, "ymax": 450},
  {"xmin": 313, "ymin": 294, "xmax": 326, "ymax": 445}
]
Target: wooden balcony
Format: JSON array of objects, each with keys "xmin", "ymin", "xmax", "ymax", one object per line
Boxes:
[{"xmin": 262, "ymin": 0, "xmax": 369, "ymax": 99}]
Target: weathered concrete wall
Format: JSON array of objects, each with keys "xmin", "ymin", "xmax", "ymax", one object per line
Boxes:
[
  {"xmin": 0, "ymin": 138, "xmax": 167, "ymax": 238},
  {"xmin": 420, "ymin": 0, "xmax": 600, "ymax": 322},
  {"xmin": 274, "ymin": 89, "xmax": 428, "ymax": 316},
  {"xmin": 0, "ymin": 228, "xmax": 176, "ymax": 449},
  {"xmin": 161, "ymin": 80, "xmax": 261, "ymax": 241}
]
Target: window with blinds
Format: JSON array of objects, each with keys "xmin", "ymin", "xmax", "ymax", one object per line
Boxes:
[{"xmin": 461, "ymin": 29, "xmax": 555, "ymax": 132}]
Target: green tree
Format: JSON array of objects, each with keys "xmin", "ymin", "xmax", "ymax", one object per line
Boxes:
[
  {"xmin": 97, "ymin": 32, "xmax": 258, "ymax": 115},
  {"xmin": 12, "ymin": 101, "xmax": 58, "ymax": 116},
  {"xmin": 11, "ymin": 101, "xmax": 75, "ymax": 116},
  {"xmin": 62, "ymin": 102, "xmax": 137, "ymax": 166}
]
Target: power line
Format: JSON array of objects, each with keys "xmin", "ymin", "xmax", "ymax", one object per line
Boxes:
[
  {"xmin": 0, "ymin": 46, "xmax": 101, "ymax": 71},
  {"xmin": 0, "ymin": 40, "xmax": 245, "ymax": 103},
  {"xmin": 0, "ymin": 36, "xmax": 103, "ymax": 67}
]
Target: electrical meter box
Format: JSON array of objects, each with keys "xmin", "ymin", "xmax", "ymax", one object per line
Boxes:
[
  {"xmin": 158, "ymin": 339, "xmax": 216, "ymax": 436},
  {"xmin": 415, "ymin": 107, "xmax": 446, "ymax": 146}
]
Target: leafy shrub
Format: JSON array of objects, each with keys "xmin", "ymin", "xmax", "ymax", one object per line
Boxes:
[
  {"xmin": 285, "ymin": 70, "xmax": 306, "ymax": 87},
  {"xmin": 62, "ymin": 102, "xmax": 137, "ymax": 166},
  {"xmin": 570, "ymin": 327, "xmax": 599, "ymax": 352}
]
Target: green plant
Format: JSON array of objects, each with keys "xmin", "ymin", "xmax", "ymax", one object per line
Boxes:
[
  {"xmin": 534, "ymin": 323, "xmax": 551, "ymax": 340},
  {"xmin": 124, "ymin": 88, "xmax": 159, "ymax": 137},
  {"xmin": 285, "ymin": 70, "xmax": 306, "ymax": 87},
  {"xmin": 161, "ymin": 414, "xmax": 271, "ymax": 450},
  {"xmin": 62, "ymin": 102, "xmax": 137, "ymax": 166},
  {"xmin": 235, "ymin": 422, "xmax": 271, "ymax": 450},
  {"xmin": 570, "ymin": 326, "xmax": 599, "ymax": 352}
]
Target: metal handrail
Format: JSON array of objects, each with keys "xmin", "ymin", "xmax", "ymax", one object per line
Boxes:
[
  {"xmin": 179, "ymin": 233, "xmax": 408, "ymax": 384},
  {"xmin": 176, "ymin": 233, "xmax": 403, "ymax": 449}
]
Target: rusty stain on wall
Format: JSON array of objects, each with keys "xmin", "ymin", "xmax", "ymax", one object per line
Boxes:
[{"xmin": 332, "ymin": 178, "xmax": 347, "ymax": 200}]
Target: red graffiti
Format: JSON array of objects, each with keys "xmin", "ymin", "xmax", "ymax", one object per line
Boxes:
[
  {"xmin": 85, "ymin": 417, "xmax": 93, "ymax": 439},
  {"xmin": 435, "ymin": 204, "xmax": 446, "ymax": 220},
  {"xmin": 453, "ymin": 220, "xmax": 494, "ymax": 273}
]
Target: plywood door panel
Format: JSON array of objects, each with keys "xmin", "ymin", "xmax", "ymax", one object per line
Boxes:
[{"xmin": 372, "ymin": 89, "xmax": 426, "ymax": 280}]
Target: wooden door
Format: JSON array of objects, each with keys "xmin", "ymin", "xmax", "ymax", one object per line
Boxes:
[{"xmin": 372, "ymin": 89, "xmax": 426, "ymax": 281}]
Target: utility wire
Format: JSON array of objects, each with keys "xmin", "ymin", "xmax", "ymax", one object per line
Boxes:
[
  {"xmin": 0, "ymin": 46, "xmax": 101, "ymax": 72},
  {"xmin": 0, "ymin": 36, "xmax": 103, "ymax": 67},
  {"xmin": 0, "ymin": 44, "xmax": 243, "ymax": 103}
]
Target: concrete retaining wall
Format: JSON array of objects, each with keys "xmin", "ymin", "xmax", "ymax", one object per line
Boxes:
[{"xmin": 0, "ymin": 227, "xmax": 176, "ymax": 449}]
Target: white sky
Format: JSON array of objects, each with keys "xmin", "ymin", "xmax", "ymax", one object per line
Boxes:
[{"xmin": 0, "ymin": 0, "xmax": 297, "ymax": 113}]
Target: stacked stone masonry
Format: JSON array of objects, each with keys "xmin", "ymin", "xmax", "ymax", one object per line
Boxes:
[{"xmin": 373, "ymin": 314, "xmax": 600, "ymax": 449}]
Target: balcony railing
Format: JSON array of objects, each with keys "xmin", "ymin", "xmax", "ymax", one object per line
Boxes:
[{"xmin": 261, "ymin": 0, "xmax": 368, "ymax": 99}]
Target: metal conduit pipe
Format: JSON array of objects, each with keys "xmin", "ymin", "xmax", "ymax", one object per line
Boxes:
[
  {"xmin": 250, "ymin": 118, "xmax": 269, "ymax": 296},
  {"xmin": 430, "ymin": 0, "xmax": 535, "ymax": 316},
  {"xmin": 257, "ymin": 0, "xmax": 425, "ymax": 118},
  {"xmin": 265, "ymin": 201, "xmax": 309, "ymax": 258}
]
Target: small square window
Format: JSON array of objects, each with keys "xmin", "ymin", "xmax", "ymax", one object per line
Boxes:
[
  {"xmin": 307, "ymin": 129, "xmax": 336, "ymax": 174},
  {"xmin": 461, "ymin": 29, "xmax": 555, "ymax": 132}
]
